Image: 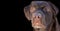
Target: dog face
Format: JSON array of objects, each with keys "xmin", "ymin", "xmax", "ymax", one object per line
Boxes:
[{"xmin": 24, "ymin": 1, "xmax": 59, "ymax": 29}]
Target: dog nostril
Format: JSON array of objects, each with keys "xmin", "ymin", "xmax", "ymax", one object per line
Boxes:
[
  {"xmin": 38, "ymin": 16, "xmax": 40, "ymax": 18},
  {"xmin": 35, "ymin": 16, "xmax": 40, "ymax": 19},
  {"xmin": 36, "ymin": 16, "xmax": 40, "ymax": 18}
]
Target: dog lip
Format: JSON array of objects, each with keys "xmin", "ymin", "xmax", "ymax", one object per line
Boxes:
[
  {"xmin": 34, "ymin": 26, "xmax": 43, "ymax": 28},
  {"xmin": 33, "ymin": 25, "xmax": 46, "ymax": 29},
  {"xmin": 33, "ymin": 23, "xmax": 46, "ymax": 29}
]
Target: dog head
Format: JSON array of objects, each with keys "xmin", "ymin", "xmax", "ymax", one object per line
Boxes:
[{"xmin": 24, "ymin": 1, "xmax": 59, "ymax": 29}]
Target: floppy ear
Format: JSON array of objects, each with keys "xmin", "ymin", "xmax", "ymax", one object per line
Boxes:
[
  {"xmin": 24, "ymin": 6, "xmax": 31, "ymax": 21},
  {"xmin": 48, "ymin": 2, "xmax": 59, "ymax": 16}
]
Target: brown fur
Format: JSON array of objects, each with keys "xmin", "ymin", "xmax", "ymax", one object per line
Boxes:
[{"xmin": 24, "ymin": 1, "xmax": 60, "ymax": 31}]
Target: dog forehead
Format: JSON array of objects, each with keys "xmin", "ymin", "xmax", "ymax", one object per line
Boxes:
[
  {"xmin": 30, "ymin": 1, "xmax": 49, "ymax": 6},
  {"xmin": 30, "ymin": 1, "xmax": 51, "ymax": 13},
  {"xmin": 31, "ymin": 1, "xmax": 47, "ymax": 4}
]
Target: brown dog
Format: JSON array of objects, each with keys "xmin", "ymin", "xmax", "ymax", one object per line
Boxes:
[{"xmin": 24, "ymin": 1, "xmax": 60, "ymax": 31}]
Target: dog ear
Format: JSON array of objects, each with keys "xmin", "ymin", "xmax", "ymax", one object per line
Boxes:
[
  {"xmin": 24, "ymin": 6, "xmax": 31, "ymax": 21},
  {"xmin": 48, "ymin": 2, "xmax": 59, "ymax": 16}
]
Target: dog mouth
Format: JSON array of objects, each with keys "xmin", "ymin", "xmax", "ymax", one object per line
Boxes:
[
  {"xmin": 32, "ymin": 23, "xmax": 46, "ymax": 29},
  {"xmin": 33, "ymin": 25, "xmax": 45, "ymax": 29},
  {"xmin": 31, "ymin": 19, "xmax": 46, "ymax": 31},
  {"xmin": 33, "ymin": 25, "xmax": 46, "ymax": 31},
  {"xmin": 32, "ymin": 22, "xmax": 46, "ymax": 31}
]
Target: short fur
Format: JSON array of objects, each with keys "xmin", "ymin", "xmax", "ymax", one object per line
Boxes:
[{"xmin": 24, "ymin": 1, "xmax": 60, "ymax": 31}]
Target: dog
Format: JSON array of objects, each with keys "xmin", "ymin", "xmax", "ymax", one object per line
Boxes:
[{"xmin": 24, "ymin": 1, "xmax": 60, "ymax": 31}]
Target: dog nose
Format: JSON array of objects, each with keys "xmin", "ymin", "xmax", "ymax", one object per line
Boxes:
[{"xmin": 34, "ymin": 16, "xmax": 42, "ymax": 25}]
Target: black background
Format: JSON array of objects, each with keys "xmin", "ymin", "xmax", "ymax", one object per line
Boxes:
[{"xmin": 14, "ymin": 0, "xmax": 60, "ymax": 31}]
